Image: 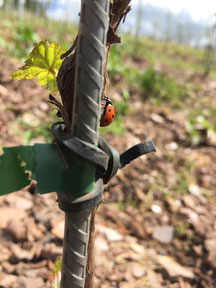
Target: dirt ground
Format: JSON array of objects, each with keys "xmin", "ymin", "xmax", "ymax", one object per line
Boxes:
[{"xmin": 0, "ymin": 54, "xmax": 216, "ymax": 288}]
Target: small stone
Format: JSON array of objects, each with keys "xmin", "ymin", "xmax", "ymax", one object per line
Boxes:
[
  {"xmin": 39, "ymin": 102, "xmax": 49, "ymax": 111},
  {"xmin": 134, "ymin": 187, "xmax": 146, "ymax": 201},
  {"xmin": 151, "ymin": 204, "xmax": 162, "ymax": 214},
  {"xmin": 15, "ymin": 197, "xmax": 33, "ymax": 210},
  {"xmin": 208, "ymin": 81, "xmax": 216, "ymax": 89},
  {"xmin": 205, "ymin": 233, "xmax": 216, "ymax": 269},
  {"xmin": 205, "ymin": 238, "xmax": 216, "ymax": 251},
  {"xmin": 0, "ymin": 246, "xmax": 11, "ymax": 262},
  {"xmin": 26, "ymin": 218, "xmax": 44, "ymax": 241},
  {"xmin": 192, "ymin": 245, "xmax": 202, "ymax": 256},
  {"xmin": 124, "ymin": 271, "xmax": 133, "ymax": 282},
  {"xmin": 41, "ymin": 243, "xmax": 62, "ymax": 261},
  {"xmin": 188, "ymin": 184, "xmax": 202, "ymax": 197},
  {"xmin": 5, "ymin": 219, "xmax": 27, "ymax": 242},
  {"xmin": 45, "ymin": 212, "xmax": 64, "ymax": 229},
  {"xmin": 146, "ymin": 270, "xmax": 162, "ymax": 288},
  {"xmin": 96, "ymin": 225, "xmax": 124, "ymax": 242},
  {"xmin": 24, "ymin": 267, "xmax": 48, "ymax": 280},
  {"xmin": 182, "ymin": 195, "xmax": 196, "ymax": 210},
  {"xmin": 15, "ymin": 260, "xmax": 48, "ymax": 275},
  {"xmin": 158, "ymin": 255, "xmax": 194, "ymax": 279},
  {"xmin": 195, "ymin": 205, "xmax": 207, "ymax": 214},
  {"xmin": 94, "ymin": 236, "xmax": 109, "ymax": 252},
  {"xmin": 0, "ymin": 208, "xmax": 27, "ymax": 229},
  {"xmin": 179, "ymin": 208, "xmax": 199, "ymax": 227},
  {"xmin": 18, "ymin": 276, "xmax": 44, "ymax": 288},
  {"xmin": 0, "ymin": 274, "xmax": 17, "ymax": 287},
  {"xmin": 207, "ymin": 129, "xmax": 216, "ymax": 146},
  {"xmin": 131, "ymin": 265, "xmax": 147, "ymax": 278},
  {"xmin": 1, "ymin": 261, "xmax": 15, "ymax": 274},
  {"xmin": 207, "ymin": 249, "xmax": 216, "ymax": 269},
  {"xmin": 51, "ymin": 220, "xmax": 65, "ymax": 240},
  {"xmin": 166, "ymin": 142, "xmax": 178, "ymax": 151},
  {"xmin": 0, "ymin": 84, "xmax": 9, "ymax": 97},
  {"xmin": 130, "ymin": 242, "xmax": 145, "ymax": 254},
  {"xmin": 206, "ymin": 231, "xmax": 216, "ymax": 239},
  {"xmin": 34, "ymin": 207, "xmax": 52, "ymax": 224},
  {"xmin": 153, "ymin": 226, "xmax": 174, "ymax": 244},
  {"xmin": 151, "ymin": 113, "xmax": 164, "ymax": 124},
  {"xmin": 11, "ymin": 244, "xmax": 35, "ymax": 261},
  {"xmin": 4, "ymin": 193, "xmax": 21, "ymax": 205},
  {"xmin": 165, "ymin": 197, "xmax": 181, "ymax": 213},
  {"xmin": 161, "ymin": 215, "xmax": 169, "ymax": 224}
]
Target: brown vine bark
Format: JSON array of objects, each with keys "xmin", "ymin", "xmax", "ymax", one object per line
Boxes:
[{"xmin": 84, "ymin": 207, "xmax": 98, "ymax": 288}]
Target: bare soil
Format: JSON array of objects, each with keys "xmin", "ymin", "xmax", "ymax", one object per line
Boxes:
[{"xmin": 0, "ymin": 54, "xmax": 216, "ymax": 288}]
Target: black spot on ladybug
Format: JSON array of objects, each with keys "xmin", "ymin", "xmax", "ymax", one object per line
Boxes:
[
  {"xmin": 108, "ymin": 109, "xmax": 111, "ymax": 112},
  {"xmin": 112, "ymin": 114, "xmax": 115, "ymax": 118},
  {"xmin": 105, "ymin": 120, "xmax": 109, "ymax": 123}
]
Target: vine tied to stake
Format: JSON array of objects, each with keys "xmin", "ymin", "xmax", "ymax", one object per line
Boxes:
[{"xmin": 56, "ymin": 0, "xmax": 132, "ymax": 132}]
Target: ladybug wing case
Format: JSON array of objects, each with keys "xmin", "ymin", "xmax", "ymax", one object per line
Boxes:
[{"xmin": 100, "ymin": 103, "xmax": 115, "ymax": 127}]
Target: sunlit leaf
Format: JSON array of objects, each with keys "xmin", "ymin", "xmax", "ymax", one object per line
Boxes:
[{"xmin": 10, "ymin": 41, "xmax": 64, "ymax": 94}]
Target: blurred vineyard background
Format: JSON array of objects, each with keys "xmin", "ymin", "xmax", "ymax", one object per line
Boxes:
[{"xmin": 0, "ymin": 1, "xmax": 216, "ymax": 288}]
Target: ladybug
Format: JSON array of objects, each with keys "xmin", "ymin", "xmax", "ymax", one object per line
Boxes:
[{"xmin": 100, "ymin": 97, "xmax": 115, "ymax": 127}]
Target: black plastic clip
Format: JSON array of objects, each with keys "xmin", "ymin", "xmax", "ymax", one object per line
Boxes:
[
  {"xmin": 98, "ymin": 138, "xmax": 156, "ymax": 184},
  {"xmin": 51, "ymin": 122, "xmax": 156, "ymax": 212},
  {"xmin": 51, "ymin": 122, "xmax": 108, "ymax": 212},
  {"xmin": 120, "ymin": 140, "xmax": 156, "ymax": 168},
  {"xmin": 51, "ymin": 122, "xmax": 109, "ymax": 170}
]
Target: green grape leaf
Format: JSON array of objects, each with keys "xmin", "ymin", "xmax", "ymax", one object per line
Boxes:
[{"xmin": 10, "ymin": 41, "xmax": 64, "ymax": 94}]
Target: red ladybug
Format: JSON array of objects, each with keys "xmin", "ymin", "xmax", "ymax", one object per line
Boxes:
[{"xmin": 100, "ymin": 97, "xmax": 115, "ymax": 127}]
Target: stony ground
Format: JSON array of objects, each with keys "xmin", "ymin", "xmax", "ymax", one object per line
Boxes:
[{"xmin": 0, "ymin": 54, "xmax": 216, "ymax": 288}]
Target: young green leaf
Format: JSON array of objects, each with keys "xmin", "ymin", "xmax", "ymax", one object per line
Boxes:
[{"xmin": 10, "ymin": 41, "xmax": 64, "ymax": 94}]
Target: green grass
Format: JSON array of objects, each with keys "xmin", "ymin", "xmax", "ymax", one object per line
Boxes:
[
  {"xmin": 107, "ymin": 35, "xmax": 208, "ymax": 111},
  {"xmin": 137, "ymin": 67, "xmax": 188, "ymax": 107},
  {"xmin": 12, "ymin": 111, "xmax": 57, "ymax": 144},
  {"xmin": 99, "ymin": 116, "xmax": 126, "ymax": 136},
  {"xmin": 121, "ymin": 34, "xmax": 216, "ymax": 76},
  {"xmin": 0, "ymin": 10, "xmax": 78, "ymax": 61},
  {"xmin": 1, "ymin": 11, "xmax": 215, "ymax": 138},
  {"xmin": 48, "ymin": 257, "xmax": 61, "ymax": 288},
  {"xmin": 186, "ymin": 105, "xmax": 216, "ymax": 145},
  {"xmin": 120, "ymin": 34, "xmax": 205, "ymax": 72},
  {"xmin": 175, "ymin": 221, "xmax": 190, "ymax": 238},
  {"xmin": 0, "ymin": 12, "xmax": 208, "ymax": 77},
  {"xmin": 174, "ymin": 161, "xmax": 195, "ymax": 195}
]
